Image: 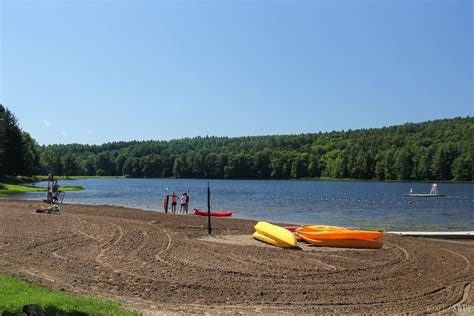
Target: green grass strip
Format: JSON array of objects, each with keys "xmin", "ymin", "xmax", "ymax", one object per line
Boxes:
[
  {"xmin": 32, "ymin": 175, "xmax": 125, "ymax": 181},
  {"xmin": 60, "ymin": 186, "xmax": 85, "ymax": 191},
  {"xmin": 0, "ymin": 183, "xmax": 84, "ymax": 196},
  {"xmin": 0, "ymin": 184, "xmax": 44, "ymax": 196},
  {"xmin": 0, "ymin": 275, "xmax": 140, "ymax": 316}
]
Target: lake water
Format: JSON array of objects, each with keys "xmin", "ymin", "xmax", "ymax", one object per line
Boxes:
[{"xmin": 13, "ymin": 178, "xmax": 474, "ymax": 231}]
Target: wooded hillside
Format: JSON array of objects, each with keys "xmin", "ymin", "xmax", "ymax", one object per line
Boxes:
[
  {"xmin": 0, "ymin": 104, "xmax": 41, "ymax": 178},
  {"xmin": 39, "ymin": 117, "xmax": 473, "ymax": 181},
  {"xmin": 0, "ymin": 103, "xmax": 471, "ymax": 181}
]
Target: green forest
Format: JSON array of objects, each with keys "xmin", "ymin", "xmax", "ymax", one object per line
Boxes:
[{"xmin": 1, "ymin": 104, "xmax": 472, "ymax": 181}]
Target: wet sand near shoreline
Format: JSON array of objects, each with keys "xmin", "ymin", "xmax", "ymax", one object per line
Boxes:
[{"xmin": 0, "ymin": 199, "xmax": 472, "ymax": 315}]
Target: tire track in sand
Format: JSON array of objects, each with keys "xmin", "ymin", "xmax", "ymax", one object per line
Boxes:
[
  {"xmin": 437, "ymin": 283, "xmax": 472, "ymax": 314},
  {"xmin": 96, "ymin": 223, "xmax": 124, "ymax": 269},
  {"xmin": 154, "ymin": 228, "xmax": 172, "ymax": 264}
]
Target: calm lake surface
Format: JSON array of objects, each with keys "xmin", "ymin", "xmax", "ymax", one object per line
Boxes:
[{"xmin": 14, "ymin": 179, "xmax": 474, "ymax": 231}]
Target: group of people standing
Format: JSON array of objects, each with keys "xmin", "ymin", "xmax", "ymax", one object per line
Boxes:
[{"xmin": 164, "ymin": 192, "xmax": 190, "ymax": 214}]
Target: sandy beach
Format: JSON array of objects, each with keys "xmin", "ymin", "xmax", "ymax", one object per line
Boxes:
[{"xmin": 0, "ymin": 199, "xmax": 472, "ymax": 315}]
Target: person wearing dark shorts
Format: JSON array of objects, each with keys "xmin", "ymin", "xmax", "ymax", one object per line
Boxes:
[
  {"xmin": 171, "ymin": 192, "xmax": 178, "ymax": 214},
  {"xmin": 184, "ymin": 193, "xmax": 190, "ymax": 214},
  {"xmin": 180, "ymin": 193, "xmax": 186, "ymax": 214}
]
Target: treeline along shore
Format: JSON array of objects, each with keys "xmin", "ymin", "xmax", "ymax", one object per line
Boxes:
[{"xmin": 1, "ymin": 104, "xmax": 472, "ymax": 181}]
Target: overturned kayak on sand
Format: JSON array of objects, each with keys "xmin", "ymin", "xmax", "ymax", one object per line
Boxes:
[
  {"xmin": 193, "ymin": 209, "xmax": 233, "ymax": 217},
  {"xmin": 297, "ymin": 230, "xmax": 383, "ymax": 241},
  {"xmin": 252, "ymin": 231, "xmax": 295, "ymax": 248},
  {"xmin": 299, "ymin": 234, "xmax": 383, "ymax": 249},
  {"xmin": 297, "ymin": 225, "xmax": 350, "ymax": 232},
  {"xmin": 254, "ymin": 222, "xmax": 297, "ymax": 248}
]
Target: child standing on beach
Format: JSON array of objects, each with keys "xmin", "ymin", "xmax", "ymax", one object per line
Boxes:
[{"xmin": 163, "ymin": 196, "xmax": 168, "ymax": 213}]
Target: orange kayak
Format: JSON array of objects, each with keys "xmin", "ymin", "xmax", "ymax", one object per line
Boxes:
[
  {"xmin": 297, "ymin": 230, "xmax": 383, "ymax": 241},
  {"xmin": 297, "ymin": 225, "xmax": 350, "ymax": 232},
  {"xmin": 299, "ymin": 234, "xmax": 383, "ymax": 249}
]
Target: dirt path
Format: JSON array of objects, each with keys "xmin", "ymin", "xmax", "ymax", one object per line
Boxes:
[{"xmin": 0, "ymin": 200, "xmax": 472, "ymax": 314}]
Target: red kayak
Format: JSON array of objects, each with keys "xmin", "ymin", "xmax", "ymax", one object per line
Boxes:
[{"xmin": 193, "ymin": 209, "xmax": 233, "ymax": 217}]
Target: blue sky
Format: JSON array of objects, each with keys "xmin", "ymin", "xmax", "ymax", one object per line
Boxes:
[{"xmin": 1, "ymin": 0, "xmax": 472, "ymax": 145}]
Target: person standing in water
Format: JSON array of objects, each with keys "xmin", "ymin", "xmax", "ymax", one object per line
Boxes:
[{"xmin": 171, "ymin": 192, "xmax": 178, "ymax": 214}]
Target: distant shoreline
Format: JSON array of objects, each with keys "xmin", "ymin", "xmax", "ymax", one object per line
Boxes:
[{"xmin": 24, "ymin": 175, "xmax": 474, "ymax": 184}]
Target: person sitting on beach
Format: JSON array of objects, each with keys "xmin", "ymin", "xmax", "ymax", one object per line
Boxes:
[
  {"xmin": 171, "ymin": 192, "xmax": 178, "ymax": 214},
  {"xmin": 180, "ymin": 193, "xmax": 187, "ymax": 214},
  {"xmin": 35, "ymin": 205, "xmax": 60, "ymax": 214}
]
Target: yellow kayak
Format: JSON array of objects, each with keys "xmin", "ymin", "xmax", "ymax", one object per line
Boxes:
[
  {"xmin": 252, "ymin": 231, "xmax": 296, "ymax": 248},
  {"xmin": 254, "ymin": 221, "xmax": 297, "ymax": 248},
  {"xmin": 299, "ymin": 234, "xmax": 383, "ymax": 249}
]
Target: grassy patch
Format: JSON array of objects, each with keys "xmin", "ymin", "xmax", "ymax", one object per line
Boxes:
[
  {"xmin": 0, "ymin": 183, "xmax": 84, "ymax": 196},
  {"xmin": 59, "ymin": 186, "xmax": 85, "ymax": 191},
  {"xmin": 0, "ymin": 184, "xmax": 44, "ymax": 196},
  {"xmin": 32, "ymin": 175, "xmax": 125, "ymax": 181},
  {"xmin": 0, "ymin": 275, "xmax": 140, "ymax": 316}
]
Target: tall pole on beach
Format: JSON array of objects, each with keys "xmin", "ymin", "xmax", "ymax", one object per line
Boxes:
[
  {"xmin": 164, "ymin": 187, "xmax": 169, "ymax": 213},
  {"xmin": 207, "ymin": 181, "xmax": 212, "ymax": 235}
]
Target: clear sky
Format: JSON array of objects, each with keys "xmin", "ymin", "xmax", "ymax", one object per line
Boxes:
[{"xmin": 0, "ymin": 0, "xmax": 472, "ymax": 145}]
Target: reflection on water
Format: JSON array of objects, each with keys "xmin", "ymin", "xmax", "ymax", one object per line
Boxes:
[{"xmin": 13, "ymin": 179, "xmax": 474, "ymax": 231}]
